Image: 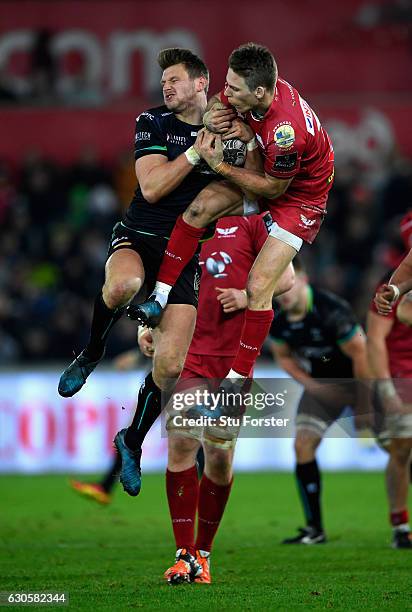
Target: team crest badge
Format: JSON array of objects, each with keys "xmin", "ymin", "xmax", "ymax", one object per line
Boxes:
[{"xmin": 274, "ymin": 124, "xmax": 295, "ymax": 149}]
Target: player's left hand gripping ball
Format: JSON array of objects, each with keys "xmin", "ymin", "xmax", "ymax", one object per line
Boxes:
[{"xmin": 198, "ymin": 130, "xmax": 224, "ymax": 171}]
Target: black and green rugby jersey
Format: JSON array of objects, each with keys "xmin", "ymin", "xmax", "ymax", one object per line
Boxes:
[
  {"xmin": 270, "ymin": 287, "xmax": 361, "ymax": 378},
  {"xmin": 125, "ymin": 105, "xmax": 216, "ymax": 237}
]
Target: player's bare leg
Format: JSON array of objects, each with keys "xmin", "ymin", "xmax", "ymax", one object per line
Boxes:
[
  {"xmin": 247, "ymin": 235, "xmax": 297, "ymax": 308},
  {"xmin": 283, "ymin": 428, "xmax": 326, "ymax": 545},
  {"xmin": 115, "ymin": 304, "xmax": 196, "ymax": 496},
  {"xmin": 127, "ymin": 181, "xmax": 245, "ymax": 327},
  {"xmin": 58, "ymin": 249, "xmax": 144, "ymax": 397},
  {"xmin": 386, "ymin": 438, "xmax": 412, "ymax": 548},
  {"xmin": 273, "ymin": 262, "xmax": 295, "ymax": 297},
  {"xmin": 102, "ymin": 249, "xmax": 145, "ymax": 309},
  {"xmin": 227, "ymin": 236, "xmax": 296, "ymax": 379},
  {"xmin": 151, "ymin": 304, "xmax": 197, "ymax": 392}
]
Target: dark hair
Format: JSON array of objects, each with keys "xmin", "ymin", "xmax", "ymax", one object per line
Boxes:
[
  {"xmin": 229, "ymin": 43, "xmax": 277, "ymax": 91},
  {"xmin": 157, "ymin": 48, "xmax": 209, "ymax": 83}
]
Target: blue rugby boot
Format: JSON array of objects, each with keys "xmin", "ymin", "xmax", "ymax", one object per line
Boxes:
[
  {"xmin": 114, "ymin": 428, "xmax": 142, "ymax": 496},
  {"xmin": 58, "ymin": 349, "xmax": 105, "ymax": 397},
  {"xmin": 127, "ymin": 297, "xmax": 164, "ymax": 328}
]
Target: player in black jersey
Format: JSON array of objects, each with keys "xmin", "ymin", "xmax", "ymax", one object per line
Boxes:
[
  {"xmin": 268, "ymin": 258, "xmax": 370, "ymax": 544},
  {"xmin": 58, "ymin": 48, "xmax": 212, "ymax": 397},
  {"xmin": 57, "ymin": 48, "xmax": 255, "ymax": 513},
  {"xmin": 57, "ymin": 50, "xmax": 221, "ymax": 511}
]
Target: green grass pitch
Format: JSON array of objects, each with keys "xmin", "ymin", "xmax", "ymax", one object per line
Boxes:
[{"xmin": 0, "ymin": 472, "xmax": 411, "ymax": 610}]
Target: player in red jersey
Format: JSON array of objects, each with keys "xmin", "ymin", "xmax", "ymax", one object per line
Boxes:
[
  {"xmin": 375, "ymin": 211, "xmax": 412, "ymax": 315},
  {"xmin": 164, "ymin": 213, "xmax": 293, "ymax": 584},
  {"xmin": 183, "ymin": 212, "xmax": 276, "ymax": 378},
  {"xmin": 72, "ymin": 213, "xmax": 289, "ymax": 511},
  {"xmin": 132, "ymin": 42, "xmax": 334, "ymax": 390},
  {"xmin": 367, "ymin": 214, "xmax": 412, "ymax": 549}
]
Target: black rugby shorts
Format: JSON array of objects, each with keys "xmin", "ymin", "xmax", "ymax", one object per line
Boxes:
[{"xmin": 107, "ymin": 221, "xmax": 200, "ymax": 308}]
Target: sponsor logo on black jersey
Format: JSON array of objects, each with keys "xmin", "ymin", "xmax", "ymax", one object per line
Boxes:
[
  {"xmin": 166, "ymin": 133, "xmax": 187, "ymax": 146},
  {"xmin": 137, "ymin": 111, "xmax": 155, "ymax": 121},
  {"xmin": 135, "ymin": 131, "xmax": 151, "ymax": 141}
]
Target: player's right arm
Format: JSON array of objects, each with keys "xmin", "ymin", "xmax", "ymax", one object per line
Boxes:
[
  {"xmin": 269, "ymin": 339, "xmax": 341, "ymax": 408},
  {"xmin": 366, "ymin": 310, "xmax": 403, "ymax": 412},
  {"xmin": 134, "ymin": 112, "xmax": 202, "ymax": 204},
  {"xmin": 198, "ymin": 130, "xmax": 292, "ymax": 199},
  {"xmin": 366, "ymin": 311, "xmax": 393, "ymax": 379},
  {"xmin": 269, "ymin": 340, "xmax": 315, "ymax": 388}
]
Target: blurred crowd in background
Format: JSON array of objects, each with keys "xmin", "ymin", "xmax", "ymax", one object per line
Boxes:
[
  {"xmin": 0, "ymin": 148, "xmax": 139, "ymax": 364},
  {"xmin": 1, "ymin": 2, "xmax": 412, "ymax": 365},
  {"xmin": 1, "ymin": 140, "xmax": 411, "ymax": 365}
]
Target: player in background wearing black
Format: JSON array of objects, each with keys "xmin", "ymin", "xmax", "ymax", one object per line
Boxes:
[{"xmin": 268, "ymin": 258, "xmax": 370, "ymax": 544}]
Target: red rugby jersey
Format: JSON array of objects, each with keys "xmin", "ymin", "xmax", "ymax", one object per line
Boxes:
[
  {"xmin": 370, "ymin": 292, "xmax": 412, "ymax": 379},
  {"xmin": 188, "ymin": 214, "xmax": 269, "ymax": 357},
  {"xmin": 220, "ymin": 77, "xmax": 334, "ymax": 210}
]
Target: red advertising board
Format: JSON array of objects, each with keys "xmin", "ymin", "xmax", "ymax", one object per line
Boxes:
[{"xmin": 1, "ymin": 1, "xmax": 411, "ymax": 162}]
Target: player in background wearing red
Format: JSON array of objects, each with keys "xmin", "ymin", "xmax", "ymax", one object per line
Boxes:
[
  {"xmin": 70, "ymin": 214, "xmax": 292, "ymax": 514},
  {"xmin": 72, "ymin": 213, "xmax": 293, "ymax": 581},
  {"xmin": 375, "ymin": 211, "xmax": 412, "ymax": 315},
  {"xmin": 367, "ymin": 213, "xmax": 412, "ymax": 549},
  {"xmin": 132, "ymin": 43, "xmax": 334, "ymax": 394},
  {"xmin": 163, "ymin": 213, "xmax": 293, "ymax": 584}
]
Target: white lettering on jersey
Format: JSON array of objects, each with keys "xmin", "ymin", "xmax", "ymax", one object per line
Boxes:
[
  {"xmin": 136, "ymin": 111, "xmax": 155, "ymax": 122},
  {"xmin": 299, "ymin": 96, "xmax": 321, "ymax": 136}
]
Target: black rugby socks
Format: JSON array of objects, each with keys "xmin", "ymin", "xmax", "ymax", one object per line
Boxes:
[
  {"xmin": 100, "ymin": 454, "xmax": 122, "ymax": 493},
  {"xmin": 295, "ymin": 459, "xmax": 323, "ymax": 531},
  {"xmin": 125, "ymin": 372, "xmax": 162, "ymax": 450},
  {"xmin": 84, "ymin": 293, "xmax": 125, "ymax": 360}
]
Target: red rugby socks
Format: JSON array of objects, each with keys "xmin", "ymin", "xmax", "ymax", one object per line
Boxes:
[
  {"xmin": 157, "ymin": 215, "xmax": 206, "ymax": 287},
  {"xmin": 230, "ymin": 308, "xmax": 274, "ymax": 377},
  {"xmin": 166, "ymin": 465, "xmax": 199, "ymax": 555},
  {"xmin": 195, "ymin": 474, "xmax": 233, "ymax": 553}
]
